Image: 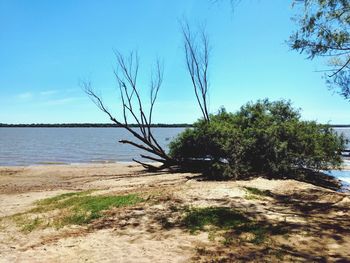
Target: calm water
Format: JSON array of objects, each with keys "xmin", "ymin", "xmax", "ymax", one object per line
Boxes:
[
  {"xmin": 0, "ymin": 128, "xmax": 185, "ymax": 166},
  {"xmin": 1, "ymin": 127, "xmax": 350, "ymax": 186},
  {"xmin": 326, "ymin": 168, "xmax": 350, "ymax": 184}
]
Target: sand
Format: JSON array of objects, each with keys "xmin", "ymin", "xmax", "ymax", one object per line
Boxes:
[{"xmin": 0, "ymin": 163, "xmax": 349, "ymax": 262}]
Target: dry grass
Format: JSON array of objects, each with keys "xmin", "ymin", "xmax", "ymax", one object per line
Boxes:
[{"xmin": 9, "ymin": 190, "xmax": 144, "ymax": 232}]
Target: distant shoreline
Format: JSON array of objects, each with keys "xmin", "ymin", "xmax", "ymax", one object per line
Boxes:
[
  {"xmin": 0, "ymin": 123, "xmax": 349, "ymax": 128},
  {"xmin": 0, "ymin": 123, "xmax": 192, "ymax": 128}
]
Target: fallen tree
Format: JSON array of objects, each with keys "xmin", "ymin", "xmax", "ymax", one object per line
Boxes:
[
  {"xmin": 169, "ymin": 99, "xmax": 345, "ymax": 180},
  {"xmin": 84, "ymin": 24, "xmax": 211, "ymax": 170}
]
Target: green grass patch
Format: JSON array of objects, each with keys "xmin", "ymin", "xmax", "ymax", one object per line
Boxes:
[
  {"xmin": 53, "ymin": 194, "xmax": 143, "ymax": 226},
  {"xmin": 183, "ymin": 207, "xmax": 248, "ymax": 232},
  {"xmin": 11, "ymin": 214, "xmax": 43, "ymax": 233},
  {"xmin": 37, "ymin": 192, "xmax": 86, "ymax": 205},
  {"xmin": 182, "ymin": 207, "xmax": 270, "ymax": 244},
  {"xmin": 244, "ymin": 187, "xmax": 272, "ymax": 200},
  {"xmin": 12, "ymin": 191, "xmax": 143, "ymax": 232},
  {"xmin": 21, "ymin": 217, "xmax": 42, "ymax": 233}
]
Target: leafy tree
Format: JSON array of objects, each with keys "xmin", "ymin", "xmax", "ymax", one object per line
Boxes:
[
  {"xmin": 170, "ymin": 99, "xmax": 345, "ymax": 179},
  {"xmin": 291, "ymin": 0, "xmax": 350, "ymax": 99}
]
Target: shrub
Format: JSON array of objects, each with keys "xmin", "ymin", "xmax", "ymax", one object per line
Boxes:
[{"xmin": 169, "ymin": 99, "xmax": 345, "ymax": 179}]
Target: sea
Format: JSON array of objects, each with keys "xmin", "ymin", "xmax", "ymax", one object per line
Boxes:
[{"xmin": 0, "ymin": 127, "xmax": 349, "ymax": 185}]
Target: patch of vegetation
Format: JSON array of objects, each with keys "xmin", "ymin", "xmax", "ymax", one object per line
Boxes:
[
  {"xmin": 182, "ymin": 207, "xmax": 270, "ymax": 244},
  {"xmin": 37, "ymin": 191, "xmax": 89, "ymax": 205},
  {"xmin": 11, "ymin": 214, "xmax": 43, "ymax": 233},
  {"xmin": 21, "ymin": 217, "xmax": 42, "ymax": 233},
  {"xmin": 170, "ymin": 99, "xmax": 345, "ymax": 180},
  {"xmin": 12, "ymin": 191, "xmax": 143, "ymax": 232},
  {"xmin": 244, "ymin": 187, "xmax": 272, "ymax": 200},
  {"xmin": 183, "ymin": 207, "xmax": 247, "ymax": 232},
  {"xmin": 244, "ymin": 187, "xmax": 271, "ymax": 197}
]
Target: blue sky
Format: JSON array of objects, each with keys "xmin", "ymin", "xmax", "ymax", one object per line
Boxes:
[{"xmin": 0, "ymin": 0, "xmax": 349, "ymax": 124}]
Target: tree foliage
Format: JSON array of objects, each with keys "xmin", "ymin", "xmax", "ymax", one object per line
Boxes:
[
  {"xmin": 169, "ymin": 99, "xmax": 345, "ymax": 179},
  {"xmin": 291, "ymin": 0, "xmax": 350, "ymax": 99}
]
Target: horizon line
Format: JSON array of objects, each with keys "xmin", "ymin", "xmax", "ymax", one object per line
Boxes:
[{"xmin": 1, "ymin": 123, "xmax": 350, "ymax": 128}]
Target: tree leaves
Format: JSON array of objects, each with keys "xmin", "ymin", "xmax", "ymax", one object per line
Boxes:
[{"xmin": 291, "ymin": 0, "xmax": 350, "ymax": 100}]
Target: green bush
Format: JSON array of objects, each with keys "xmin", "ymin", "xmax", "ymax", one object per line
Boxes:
[{"xmin": 169, "ymin": 99, "xmax": 345, "ymax": 179}]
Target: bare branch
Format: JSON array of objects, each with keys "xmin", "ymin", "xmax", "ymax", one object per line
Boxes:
[
  {"xmin": 132, "ymin": 159, "xmax": 162, "ymax": 171},
  {"xmin": 119, "ymin": 139, "xmax": 157, "ymax": 155},
  {"xmin": 83, "ymin": 51, "xmax": 171, "ymax": 168},
  {"xmin": 140, "ymin": 154, "xmax": 167, "ymax": 162},
  {"xmin": 149, "ymin": 59, "xmax": 163, "ymax": 126},
  {"xmin": 329, "ymin": 57, "xmax": 350, "ymax": 77},
  {"xmin": 182, "ymin": 21, "xmax": 211, "ymax": 122}
]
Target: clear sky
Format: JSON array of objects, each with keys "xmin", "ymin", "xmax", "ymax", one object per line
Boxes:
[{"xmin": 0, "ymin": 0, "xmax": 349, "ymax": 124}]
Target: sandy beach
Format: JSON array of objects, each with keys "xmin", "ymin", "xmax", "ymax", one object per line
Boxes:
[{"xmin": 0, "ymin": 163, "xmax": 349, "ymax": 262}]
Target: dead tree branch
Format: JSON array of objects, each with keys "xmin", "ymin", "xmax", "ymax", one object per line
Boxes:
[
  {"xmin": 182, "ymin": 22, "xmax": 211, "ymax": 122},
  {"xmin": 83, "ymin": 51, "xmax": 172, "ymax": 170}
]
